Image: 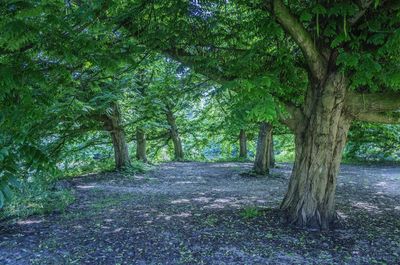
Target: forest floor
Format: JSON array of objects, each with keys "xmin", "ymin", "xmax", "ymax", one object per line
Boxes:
[{"xmin": 1, "ymin": 162, "xmax": 400, "ymax": 265}]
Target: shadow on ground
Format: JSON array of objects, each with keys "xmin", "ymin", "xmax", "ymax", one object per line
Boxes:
[{"xmin": 1, "ymin": 162, "xmax": 399, "ymax": 264}]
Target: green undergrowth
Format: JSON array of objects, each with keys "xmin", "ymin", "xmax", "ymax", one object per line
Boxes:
[
  {"xmin": 240, "ymin": 206, "xmax": 264, "ymax": 219},
  {"xmin": 120, "ymin": 160, "xmax": 154, "ymax": 175},
  {"xmin": 61, "ymin": 158, "xmax": 115, "ymax": 179},
  {"xmin": 0, "ymin": 160, "xmax": 151, "ymax": 222},
  {"xmin": 0, "ymin": 178, "xmax": 74, "ymax": 222}
]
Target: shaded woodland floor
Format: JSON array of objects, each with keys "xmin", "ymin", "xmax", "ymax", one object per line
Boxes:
[{"xmin": 1, "ymin": 162, "xmax": 400, "ymax": 264}]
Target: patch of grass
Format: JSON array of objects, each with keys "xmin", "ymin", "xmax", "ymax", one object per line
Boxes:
[
  {"xmin": 0, "ymin": 179, "xmax": 74, "ymax": 221},
  {"xmin": 178, "ymin": 242, "xmax": 197, "ymax": 264},
  {"xmin": 275, "ymin": 151, "xmax": 295, "ymax": 163},
  {"xmin": 125, "ymin": 160, "xmax": 153, "ymax": 174},
  {"xmin": 90, "ymin": 194, "xmax": 133, "ymax": 211},
  {"xmin": 240, "ymin": 207, "xmax": 263, "ymax": 219},
  {"xmin": 62, "ymin": 158, "xmax": 115, "ymax": 179},
  {"xmin": 204, "ymin": 215, "xmax": 218, "ymax": 226}
]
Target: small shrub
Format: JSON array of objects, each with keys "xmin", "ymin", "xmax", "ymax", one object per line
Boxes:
[
  {"xmin": 240, "ymin": 207, "xmax": 263, "ymax": 219},
  {"xmin": 126, "ymin": 160, "xmax": 153, "ymax": 174}
]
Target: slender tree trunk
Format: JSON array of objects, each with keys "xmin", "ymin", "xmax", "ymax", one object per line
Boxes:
[
  {"xmin": 253, "ymin": 122, "xmax": 272, "ymax": 175},
  {"xmin": 166, "ymin": 109, "xmax": 184, "ymax": 161},
  {"xmin": 239, "ymin": 129, "xmax": 247, "ymax": 159},
  {"xmin": 280, "ymin": 72, "xmax": 352, "ymax": 230},
  {"xmin": 102, "ymin": 103, "xmax": 131, "ymax": 170},
  {"xmin": 269, "ymin": 132, "xmax": 275, "ymax": 168},
  {"xmin": 136, "ymin": 127, "xmax": 147, "ymax": 162}
]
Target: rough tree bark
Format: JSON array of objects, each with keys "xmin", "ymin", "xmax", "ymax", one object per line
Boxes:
[
  {"xmin": 280, "ymin": 73, "xmax": 352, "ymax": 229},
  {"xmin": 269, "ymin": 132, "xmax": 275, "ymax": 168},
  {"xmin": 102, "ymin": 103, "xmax": 131, "ymax": 170},
  {"xmin": 165, "ymin": 109, "xmax": 184, "ymax": 161},
  {"xmin": 253, "ymin": 122, "xmax": 273, "ymax": 175},
  {"xmin": 136, "ymin": 127, "xmax": 147, "ymax": 162},
  {"xmin": 239, "ymin": 129, "xmax": 247, "ymax": 159}
]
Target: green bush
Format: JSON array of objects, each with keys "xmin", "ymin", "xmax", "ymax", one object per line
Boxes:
[
  {"xmin": 240, "ymin": 207, "xmax": 263, "ymax": 219},
  {"xmin": 0, "ymin": 177, "xmax": 74, "ymax": 221}
]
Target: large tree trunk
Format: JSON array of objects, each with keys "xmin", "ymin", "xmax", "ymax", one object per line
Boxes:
[
  {"xmin": 166, "ymin": 109, "xmax": 184, "ymax": 161},
  {"xmin": 239, "ymin": 129, "xmax": 247, "ymax": 159},
  {"xmin": 136, "ymin": 127, "xmax": 147, "ymax": 162},
  {"xmin": 280, "ymin": 72, "xmax": 352, "ymax": 230},
  {"xmin": 253, "ymin": 122, "xmax": 272, "ymax": 175},
  {"xmin": 102, "ymin": 103, "xmax": 131, "ymax": 170}
]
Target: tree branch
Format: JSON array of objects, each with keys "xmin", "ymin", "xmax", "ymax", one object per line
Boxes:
[
  {"xmin": 165, "ymin": 48, "xmax": 235, "ymax": 83},
  {"xmin": 350, "ymin": 0, "xmax": 374, "ymax": 25},
  {"xmin": 354, "ymin": 112, "xmax": 400, "ymax": 124},
  {"xmin": 275, "ymin": 102, "xmax": 303, "ymax": 131},
  {"xmin": 346, "ymin": 91, "xmax": 400, "ymax": 113},
  {"xmin": 272, "ymin": 0, "xmax": 327, "ymax": 81}
]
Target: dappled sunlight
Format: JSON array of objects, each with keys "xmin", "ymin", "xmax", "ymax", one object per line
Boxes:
[
  {"xmin": 351, "ymin": 201, "xmax": 381, "ymax": 213},
  {"xmin": 134, "ymin": 176, "xmax": 157, "ymax": 181},
  {"xmin": 3, "ymin": 162, "xmax": 400, "ymax": 265},
  {"xmin": 156, "ymin": 212, "xmax": 192, "ymax": 221},
  {"xmin": 112, "ymin": 228, "xmax": 124, "ymax": 233},
  {"xmin": 17, "ymin": 219, "xmax": 43, "ymax": 225},
  {"xmin": 168, "ymin": 194, "xmax": 271, "ymax": 211},
  {"xmin": 192, "ymin": 197, "xmax": 212, "ymax": 203},
  {"xmin": 336, "ymin": 211, "xmax": 349, "ymax": 219},
  {"xmin": 206, "ymin": 203, "xmax": 228, "ymax": 209},
  {"xmin": 171, "ymin": 199, "xmax": 190, "ymax": 204},
  {"xmin": 375, "ymin": 181, "xmax": 388, "ymax": 187},
  {"xmin": 76, "ymin": 185, "xmax": 97, "ymax": 190},
  {"xmin": 175, "ymin": 212, "xmax": 192, "ymax": 218},
  {"xmin": 175, "ymin": 181, "xmax": 200, "ymax": 185}
]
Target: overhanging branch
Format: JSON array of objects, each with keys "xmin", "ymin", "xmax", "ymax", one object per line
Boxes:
[
  {"xmin": 272, "ymin": 0, "xmax": 327, "ymax": 81},
  {"xmin": 275, "ymin": 102, "xmax": 303, "ymax": 131},
  {"xmin": 165, "ymin": 48, "xmax": 235, "ymax": 83},
  {"xmin": 346, "ymin": 91, "xmax": 400, "ymax": 113},
  {"xmin": 350, "ymin": 0, "xmax": 374, "ymax": 25},
  {"xmin": 354, "ymin": 112, "xmax": 400, "ymax": 124}
]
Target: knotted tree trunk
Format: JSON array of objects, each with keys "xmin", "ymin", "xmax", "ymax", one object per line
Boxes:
[
  {"xmin": 253, "ymin": 122, "xmax": 273, "ymax": 175},
  {"xmin": 280, "ymin": 73, "xmax": 352, "ymax": 230},
  {"xmin": 136, "ymin": 127, "xmax": 147, "ymax": 162},
  {"xmin": 239, "ymin": 129, "xmax": 247, "ymax": 159},
  {"xmin": 102, "ymin": 103, "xmax": 131, "ymax": 170},
  {"xmin": 166, "ymin": 109, "xmax": 184, "ymax": 161}
]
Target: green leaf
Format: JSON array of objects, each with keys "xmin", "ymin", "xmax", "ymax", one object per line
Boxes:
[
  {"xmin": 300, "ymin": 12, "xmax": 312, "ymax": 22},
  {"xmin": 0, "ymin": 190, "xmax": 4, "ymax": 208},
  {"xmin": 2, "ymin": 185, "xmax": 13, "ymax": 200},
  {"xmin": 8, "ymin": 176, "xmax": 21, "ymax": 189}
]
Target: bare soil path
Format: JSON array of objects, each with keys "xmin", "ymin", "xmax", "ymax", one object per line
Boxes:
[{"xmin": 1, "ymin": 162, "xmax": 400, "ymax": 264}]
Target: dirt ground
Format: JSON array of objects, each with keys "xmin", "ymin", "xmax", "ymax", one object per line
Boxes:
[{"xmin": 1, "ymin": 162, "xmax": 400, "ymax": 265}]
